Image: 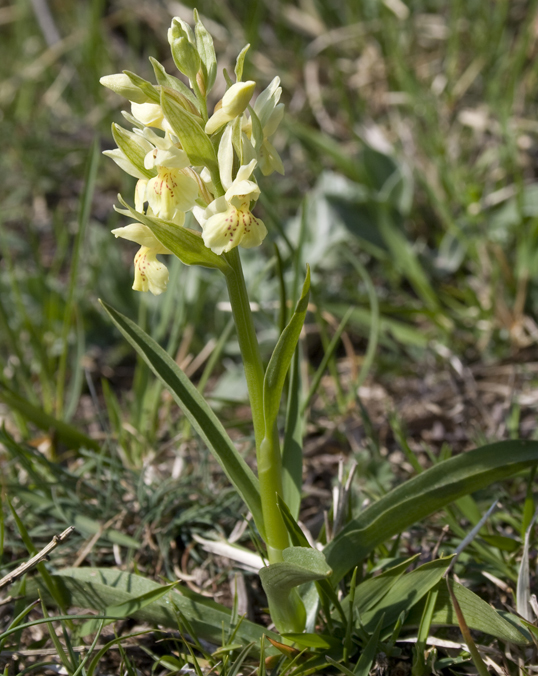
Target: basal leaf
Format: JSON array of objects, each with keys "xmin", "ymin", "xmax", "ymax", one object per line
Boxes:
[
  {"xmin": 260, "ymin": 547, "xmax": 332, "ymax": 634},
  {"xmin": 79, "ymin": 582, "xmax": 178, "ymax": 636},
  {"xmin": 324, "ymin": 440, "xmax": 538, "ymax": 582},
  {"xmin": 406, "ymin": 580, "xmax": 530, "ymax": 645},
  {"xmin": 360, "ymin": 558, "xmax": 452, "ymax": 633},
  {"xmin": 27, "ymin": 568, "xmax": 279, "ymax": 651}
]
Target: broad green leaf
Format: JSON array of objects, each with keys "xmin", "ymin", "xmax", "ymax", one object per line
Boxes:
[
  {"xmin": 354, "ymin": 615, "xmax": 383, "ymax": 676},
  {"xmin": 0, "ymin": 387, "xmax": 99, "ymax": 451},
  {"xmin": 100, "ymin": 301, "xmax": 265, "ymax": 539},
  {"xmin": 263, "ymin": 267, "xmax": 310, "ymax": 433},
  {"xmin": 324, "ymin": 440, "xmax": 538, "ymax": 582},
  {"xmin": 234, "ymin": 44, "xmax": 250, "ymax": 82},
  {"xmin": 123, "ymin": 70, "xmax": 160, "ymax": 103},
  {"xmin": 344, "ymin": 555, "xmax": 419, "ymax": 616},
  {"xmin": 260, "ymin": 547, "xmax": 332, "ymax": 634},
  {"xmin": 111, "ymin": 124, "xmax": 156, "ymax": 180},
  {"xmin": 398, "ymin": 576, "xmax": 531, "ymax": 646},
  {"xmin": 149, "ymin": 57, "xmax": 200, "ymax": 112},
  {"xmin": 444, "ymin": 579, "xmax": 490, "ymax": 676},
  {"xmin": 278, "ymin": 496, "xmax": 344, "ymax": 621},
  {"xmin": 161, "ymin": 88, "xmax": 218, "ymax": 172},
  {"xmin": 79, "ymin": 582, "xmax": 178, "ymax": 636},
  {"xmin": 194, "ymin": 9, "xmax": 217, "ymax": 93},
  {"xmin": 27, "ymin": 568, "xmax": 279, "ymax": 652},
  {"xmin": 360, "ymin": 558, "xmax": 452, "ymax": 633},
  {"xmin": 281, "ymin": 633, "xmax": 342, "ymax": 651},
  {"xmin": 116, "ymin": 196, "xmax": 230, "ymax": 273}
]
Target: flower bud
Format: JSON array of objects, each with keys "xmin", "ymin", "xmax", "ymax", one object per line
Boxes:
[
  {"xmin": 205, "ymin": 81, "xmax": 256, "ymax": 135},
  {"xmin": 168, "ymin": 18, "xmax": 201, "ymax": 81},
  {"xmin": 100, "ymin": 73, "xmax": 150, "ymax": 104}
]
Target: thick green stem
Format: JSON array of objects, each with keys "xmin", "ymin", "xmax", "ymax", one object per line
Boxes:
[
  {"xmin": 224, "ymin": 248, "xmax": 289, "ymax": 562},
  {"xmin": 259, "ymin": 424, "xmax": 289, "ymax": 562},
  {"xmin": 224, "ymin": 248, "xmax": 265, "ymax": 450}
]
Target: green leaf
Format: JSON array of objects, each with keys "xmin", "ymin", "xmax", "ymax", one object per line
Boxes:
[
  {"xmin": 360, "ymin": 558, "xmax": 452, "ymax": 634},
  {"xmin": 282, "ymin": 352, "xmax": 304, "ymax": 521},
  {"xmin": 149, "ymin": 57, "xmax": 200, "ymax": 112},
  {"xmin": 324, "ymin": 439, "xmax": 538, "ymax": 583},
  {"xmin": 281, "ymin": 633, "xmax": 342, "ymax": 651},
  {"xmin": 116, "ymin": 196, "xmax": 230, "ymax": 273},
  {"xmin": 111, "ymin": 124, "xmax": 156, "ymax": 180},
  {"xmin": 161, "ymin": 88, "xmax": 218, "ymax": 172},
  {"xmin": 412, "ymin": 588, "xmax": 438, "ymax": 676},
  {"xmin": 260, "ymin": 547, "xmax": 332, "ymax": 634},
  {"xmin": 444, "ymin": 579, "xmax": 493, "ymax": 676},
  {"xmin": 0, "ymin": 387, "xmax": 99, "ymax": 451},
  {"xmin": 278, "ymin": 495, "xmax": 344, "ymax": 622},
  {"xmin": 27, "ymin": 568, "xmax": 279, "ymax": 652},
  {"xmin": 194, "ymin": 9, "xmax": 217, "ymax": 93},
  {"xmin": 343, "ymin": 556, "xmax": 419, "ymax": 617},
  {"xmin": 234, "ymin": 44, "xmax": 250, "ymax": 82},
  {"xmin": 99, "ymin": 301, "xmax": 265, "ymax": 539},
  {"xmin": 79, "ymin": 582, "xmax": 178, "ymax": 636},
  {"xmin": 123, "ymin": 70, "xmax": 160, "ymax": 103},
  {"xmin": 354, "ymin": 614, "xmax": 383, "ymax": 676},
  {"xmin": 263, "ymin": 267, "xmax": 310, "ymax": 433}
]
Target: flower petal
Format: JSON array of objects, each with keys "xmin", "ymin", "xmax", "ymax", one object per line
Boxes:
[
  {"xmin": 147, "ymin": 169, "xmax": 199, "ymax": 220},
  {"xmin": 133, "ymin": 246, "xmax": 169, "ymax": 295},
  {"xmin": 237, "ymin": 211, "xmax": 267, "ymax": 249},
  {"xmin": 131, "ymin": 102, "xmax": 165, "ymax": 129},
  {"xmin": 201, "ymin": 204, "xmax": 267, "ymax": 255},
  {"xmin": 202, "ymin": 204, "xmax": 243, "ymax": 255},
  {"xmin": 218, "ymin": 124, "xmax": 234, "ymax": 191},
  {"xmin": 112, "ymin": 223, "xmax": 171, "ymax": 253},
  {"xmin": 103, "ymin": 149, "xmax": 148, "ymax": 180},
  {"xmin": 259, "ymin": 139, "xmax": 284, "ymax": 176}
]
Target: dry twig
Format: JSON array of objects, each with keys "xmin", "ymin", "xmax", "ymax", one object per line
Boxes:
[{"xmin": 0, "ymin": 526, "xmax": 75, "ymax": 590}]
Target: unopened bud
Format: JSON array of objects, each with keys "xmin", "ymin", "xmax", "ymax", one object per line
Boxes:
[
  {"xmin": 205, "ymin": 81, "xmax": 256, "ymax": 135},
  {"xmin": 100, "ymin": 73, "xmax": 150, "ymax": 104},
  {"xmin": 168, "ymin": 19, "xmax": 201, "ymax": 81}
]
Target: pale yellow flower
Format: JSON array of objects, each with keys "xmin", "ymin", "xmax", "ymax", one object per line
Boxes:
[
  {"xmin": 205, "ymin": 81, "xmax": 256, "ymax": 135},
  {"xmin": 131, "ymin": 102, "xmax": 173, "ymax": 134},
  {"xmin": 112, "ymin": 223, "xmax": 172, "ymax": 296},
  {"xmin": 194, "ymin": 161, "xmax": 267, "ymax": 255},
  {"xmin": 141, "ymin": 143, "xmax": 199, "ymax": 223}
]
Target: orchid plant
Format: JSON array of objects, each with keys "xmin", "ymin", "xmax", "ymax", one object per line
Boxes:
[
  {"xmin": 100, "ymin": 10, "xmax": 327, "ymax": 636},
  {"xmin": 95, "ymin": 10, "xmax": 538, "ymax": 660}
]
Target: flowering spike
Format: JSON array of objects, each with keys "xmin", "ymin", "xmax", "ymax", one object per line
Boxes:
[{"xmin": 102, "ymin": 10, "xmax": 285, "ymax": 293}]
